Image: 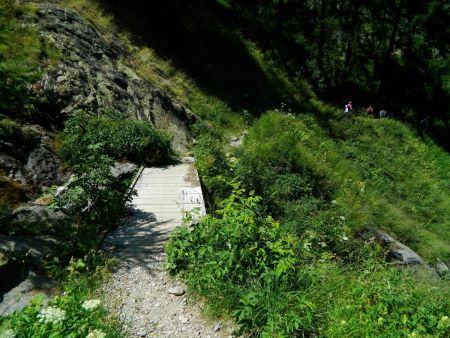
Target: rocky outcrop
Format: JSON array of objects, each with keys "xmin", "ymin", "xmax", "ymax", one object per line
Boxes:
[
  {"xmin": 32, "ymin": 3, "xmax": 195, "ymax": 152},
  {"xmin": 111, "ymin": 162, "xmax": 138, "ymax": 179},
  {"xmin": 0, "ymin": 271, "xmax": 56, "ymax": 316},
  {"xmin": 359, "ymin": 227, "xmax": 425, "ymax": 266},
  {"xmin": 9, "ymin": 205, "xmax": 68, "ymax": 236},
  {"xmin": 0, "ymin": 234, "xmax": 56, "ymax": 268},
  {"xmin": 358, "ymin": 227, "xmax": 449, "ymax": 279},
  {"xmin": 375, "ymin": 230, "xmax": 424, "ymax": 265},
  {"xmin": 26, "ymin": 144, "xmax": 65, "ymax": 187},
  {"xmin": 0, "ymin": 124, "xmax": 66, "ymax": 189}
]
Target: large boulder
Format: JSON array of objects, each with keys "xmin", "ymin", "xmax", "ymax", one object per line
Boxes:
[
  {"xmin": 0, "ymin": 234, "xmax": 56, "ymax": 267},
  {"xmin": 25, "ymin": 144, "xmax": 65, "ymax": 187},
  {"xmin": 359, "ymin": 227, "xmax": 425, "ymax": 265},
  {"xmin": 9, "ymin": 205, "xmax": 68, "ymax": 236},
  {"xmin": 0, "ymin": 153, "xmax": 27, "ymax": 185},
  {"xmin": 33, "ymin": 4, "xmax": 195, "ymax": 152},
  {"xmin": 0, "ymin": 123, "xmax": 67, "ymax": 188},
  {"xmin": 0, "ymin": 271, "xmax": 56, "ymax": 316},
  {"xmin": 111, "ymin": 162, "xmax": 138, "ymax": 179}
]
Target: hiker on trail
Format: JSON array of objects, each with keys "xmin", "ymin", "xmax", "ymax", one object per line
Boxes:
[
  {"xmin": 344, "ymin": 101, "xmax": 353, "ymax": 114},
  {"xmin": 379, "ymin": 109, "xmax": 387, "ymax": 118},
  {"xmin": 347, "ymin": 101, "xmax": 353, "ymax": 111},
  {"xmin": 366, "ymin": 104, "xmax": 374, "ymax": 115}
]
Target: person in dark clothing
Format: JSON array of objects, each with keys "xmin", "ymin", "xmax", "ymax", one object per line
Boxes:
[{"xmin": 366, "ymin": 104, "xmax": 374, "ymax": 116}]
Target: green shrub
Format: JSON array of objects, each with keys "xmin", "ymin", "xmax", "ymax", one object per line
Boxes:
[
  {"xmin": 0, "ymin": 255, "xmax": 123, "ymax": 337},
  {"xmin": 166, "ymin": 184, "xmax": 306, "ymax": 336},
  {"xmin": 166, "ymin": 184, "xmax": 449, "ymax": 337},
  {"xmin": 60, "ymin": 110, "xmax": 173, "ymax": 165}
]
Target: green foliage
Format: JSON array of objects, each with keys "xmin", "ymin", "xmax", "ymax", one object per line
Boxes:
[
  {"xmin": 60, "ymin": 110, "xmax": 173, "ymax": 165},
  {"xmin": 318, "ymin": 265, "xmax": 450, "ymax": 338},
  {"xmin": 166, "ymin": 185, "xmax": 449, "ymax": 337},
  {"xmin": 0, "ymin": 0, "xmax": 58, "ymax": 116},
  {"xmin": 0, "ymin": 255, "xmax": 122, "ymax": 337},
  {"xmin": 55, "ymin": 151, "xmax": 128, "ymax": 261},
  {"xmin": 167, "ymin": 184, "xmax": 308, "ymax": 336},
  {"xmin": 236, "ymin": 111, "xmax": 450, "ymax": 261}
]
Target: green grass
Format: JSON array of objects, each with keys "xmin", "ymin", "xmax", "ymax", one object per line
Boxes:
[
  {"xmin": 167, "ymin": 185, "xmax": 450, "ymax": 337},
  {"xmin": 236, "ymin": 111, "xmax": 450, "ymax": 261},
  {"xmin": 0, "ymin": 0, "xmax": 59, "ymax": 116}
]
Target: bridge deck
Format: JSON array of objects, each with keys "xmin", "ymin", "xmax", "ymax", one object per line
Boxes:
[{"xmin": 103, "ymin": 158, "xmax": 206, "ymax": 267}]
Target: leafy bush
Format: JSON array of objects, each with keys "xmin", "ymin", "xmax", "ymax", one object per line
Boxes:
[
  {"xmin": 166, "ymin": 184, "xmax": 308, "ymax": 336},
  {"xmin": 60, "ymin": 110, "xmax": 173, "ymax": 165},
  {"xmin": 0, "ymin": 255, "xmax": 122, "ymax": 337},
  {"xmin": 167, "ymin": 184, "xmax": 449, "ymax": 337},
  {"xmin": 54, "ymin": 150, "xmax": 130, "ymax": 263}
]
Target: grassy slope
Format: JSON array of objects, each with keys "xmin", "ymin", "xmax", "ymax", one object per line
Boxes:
[
  {"xmin": 58, "ymin": 0, "xmax": 450, "ymax": 261},
  {"xmin": 240, "ymin": 111, "xmax": 450, "ymax": 261}
]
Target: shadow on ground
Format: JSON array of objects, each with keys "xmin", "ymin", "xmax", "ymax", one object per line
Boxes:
[{"xmin": 102, "ymin": 208, "xmax": 180, "ymax": 276}]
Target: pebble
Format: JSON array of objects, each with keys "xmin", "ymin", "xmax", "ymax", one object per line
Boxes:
[
  {"xmin": 214, "ymin": 324, "xmax": 221, "ymax": 332},
  {"xmin": 179, "ymin": 315, "xmax": 189, "ymax": 324},
  {"xmin": 168, "ymin": 286, "xmax": 185, "ymax": 296}
]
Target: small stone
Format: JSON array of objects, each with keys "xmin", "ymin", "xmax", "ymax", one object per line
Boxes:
[
  {"xmin": 213, "ymin": 324, "xmax": 221, "ymax": 332},
  {"xmin": 137, "ymin": 330, "xmax": 146, "ymax": 337},
  {"xmin": 168, "ymin": 286, "xmax": 185, "ymax": 296},
  {"xmin": 179, "ymin": 315, "xmax": 189, "ymax": 324}
]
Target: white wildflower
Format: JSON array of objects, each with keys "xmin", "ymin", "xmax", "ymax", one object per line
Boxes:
[
  {"xmin": 0, "ymin": 329, "xmax": 16, "ymax": 338},
  {"xmin": 82, "ymin": 299, "xmax": 101, "ymax": 311},
  {"xmin": 86, "ymin": 329, "xmax": 106, "ymax": 338},
  {"xmin": 342, "ymin": 235, "xmax": 349, "ymax": 241},
  {"xmin": 339, "ymin": 216, "xmax": 345, "ymax": 221},
  {"xmin": 37, "ymin": 306, "xmax": 66, "ymax": 324}
]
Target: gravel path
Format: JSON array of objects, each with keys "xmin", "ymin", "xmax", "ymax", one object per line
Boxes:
[
  {"xmin": 103, "ymin": 256, "xmax": 234, "ymax": 338},
  {"xmin": 102, "ymin": 160, "xmax": 235, "ymax": 337}
]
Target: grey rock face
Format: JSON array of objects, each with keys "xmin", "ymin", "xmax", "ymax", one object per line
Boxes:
[
  {"xmin": 35, "ymin": 4, "xmax": 195, "ymax": 152},
  {"xmin": 0, "ymin": 234, "xmax": 56, "ymax": 267},
  {"xmin": 111, "ymin": 162, "xmax": 138, "ymax": 179},
  {"xmin": 10, "ymin": 205, "xmax": 68, "ymax": 236},
  {"xmin": 0, "ymin": 153, "xmax": 27, "ymax": 184},
  {"xmin": 0, "ymin": 271, "xmax": 56, "ymax": 316},
  {"xmin": 359, "ymin": 227, "xmax": 424, "ymax": 265},
  {"xmin": 0, "ymin": 123, "xmax": 66, "ymax": 188},
  {"xmin": 26, "ymin": 144, "xmax": 64, "ymax": 186},
  {"xmin": 373, "ymin": 230, "xmax": 425, "ymax": 265}
]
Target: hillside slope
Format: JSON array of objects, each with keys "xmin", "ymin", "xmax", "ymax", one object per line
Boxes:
[{"xmin": 1, "ymin": 0, "xmax": 449, "ymax": 337}]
